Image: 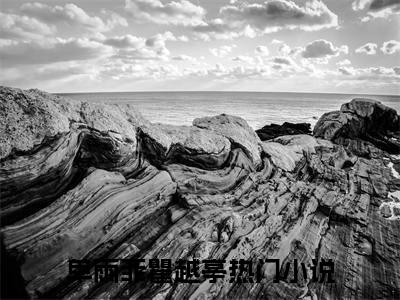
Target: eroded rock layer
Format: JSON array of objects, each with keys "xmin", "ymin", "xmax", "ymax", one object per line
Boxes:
[{"xmin": 1, "ymin": 87, "xmax": 400, "ymax": 299}]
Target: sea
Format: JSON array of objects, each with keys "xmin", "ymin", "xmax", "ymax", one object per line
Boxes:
[{"xmin": 57, "ymin": 92, "xmax": 400, "ymax": 130}]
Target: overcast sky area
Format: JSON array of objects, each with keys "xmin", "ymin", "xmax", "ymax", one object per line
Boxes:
[{"xmin": 1, "ymin": 0, "xmax": 399, "ymax": 94}]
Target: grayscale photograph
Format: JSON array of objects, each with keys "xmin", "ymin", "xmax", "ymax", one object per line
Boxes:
[{"xmin": 0, "ymin": 0, "xmax": 399, "ymax": 299}]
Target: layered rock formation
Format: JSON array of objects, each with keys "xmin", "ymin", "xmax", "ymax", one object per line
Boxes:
[{"xmin": 1, "ymin": 87, "xmax": 400, "ymax": 299}]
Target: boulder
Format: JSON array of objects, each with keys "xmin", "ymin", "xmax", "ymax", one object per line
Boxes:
[
  {"xmin": 193, "ymin": 114, "xmax": 262, "ymax": 167},
  {"xmin": 314, "ymin": 98, "xmax": 400, "ymax": 153}
]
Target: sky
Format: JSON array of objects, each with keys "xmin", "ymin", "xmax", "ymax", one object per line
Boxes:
[{"xmin": 0, "ymin": 0, "xmax": 399, "ymax": 94}]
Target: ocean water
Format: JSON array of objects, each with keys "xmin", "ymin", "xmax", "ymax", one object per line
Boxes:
[{"xmin": 57, "ymin": 92, "xmax": 400, "ymax": 130}]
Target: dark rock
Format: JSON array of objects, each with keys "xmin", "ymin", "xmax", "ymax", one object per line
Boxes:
[
  {"xmin": 314, "ymin": 98, "xmax": 400, "ymax": 153},
  {"xmin": 393, "ymin": 206, "xmax": 400, "ymax": 216},
  {"xmin": 256, "ymin": 122, "xmax": 311, "ymax": 141}
]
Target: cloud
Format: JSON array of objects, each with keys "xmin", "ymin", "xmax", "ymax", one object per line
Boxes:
[
  {"xmin": 209, "ymin": 45, "xmax": 236, "ymax": 57},
  {"xmin": 0, "ymin": 38, "xmax": 113, "ymax": 67},
  {"xmin": 336, "ymin": 59, "xmax": 351, "ymax": 66},
  {"xmin": 172, "ymin": 54, "xmax": 197, "ymax": 62},
  {"xmin": 355, "ymin": 42, "xmax": 378, "ymax": 55},
  {"xmin": 338, "ymin": 67, "xmax": 357, "ymax": 75},
  {"xmin": 369, "ymin": 0, "xmax": 400, "ymax": 11},
  {"xmin": 271, "ymin": 39, "xmax": 302, "ymax": 56},
  {"xmin": 301, "ymin": 39, "xmax": 348, "ymax": 59},
  {"xmin": 125, "ymin": 0, "xmax": 206, "ymax": 26},
  {"xmin": 352, "ymin": 0, "xmax": 400, "ymax": 20},
  {"xmin": 192, "ymin": 0, "xmax": 338, "ymax": 40},
  {"xmin": 352, "ymin": 0, "xmax": 372, "ymax": 10},
  {"xmin": 255, "ymin": 46, "xmax": 269, "ymax": 56},
  {"xmin": 272, "ymin": 57, "xmax": 293, "ymax": 65},
  {"xmin": 232, "ymin": 56, "xmax": 255, "ymax": 64},
  {"xmin": 21, "ymin": 2, "xmax": 127, "ymax": 32},
  {"xmin": 337, "ymin": 66, "xmax": 400, "ymax": 81},
  {"xmin": 0, "ymin": 11, "xmax": 56, "ymax": 39},
  {"xmin": 104, "ymin": 32, "xmax": 179, "ymax": 61},
  {"xmin": 381, "ymin": 40, "xmax": 400, "ymax": 54},
  {"xmin": 220, "ymin": 0, "xmax": 338, "ymax": 31}
]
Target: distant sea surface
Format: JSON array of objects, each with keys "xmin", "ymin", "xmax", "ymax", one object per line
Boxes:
[{"xmin": 57, "ymin": 92, "xmax": 400, "ymax": 130}]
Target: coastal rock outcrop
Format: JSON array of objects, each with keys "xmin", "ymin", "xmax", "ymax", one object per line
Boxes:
[
  {"xmin": 314, "ymin": 98, "xmax": 400, "ymax": 154},
  {"xmin": 256, "ymin": 122, "xmax": 312, "ymax": 141},
  {"xmin": 1, "ymin": 87, "xmax": 399, "ymax": 300}
]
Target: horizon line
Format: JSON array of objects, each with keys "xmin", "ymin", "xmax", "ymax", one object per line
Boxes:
[{"xmin": 55, "ymin": 90, "xmax": 400, "ymax": 97}]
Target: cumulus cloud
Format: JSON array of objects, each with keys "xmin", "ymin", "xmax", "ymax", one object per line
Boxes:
[
  {"xmin": 102, "ymin": 32, "xmax": 179, "ymax": 61},
  {"xmin": 193, "ymin": 0, "xmax": 338, "ymax": 40},
  {"xmin": 21, "ymin": 2, "xmax": 127, "ymax": 32},
  {"xmin": 381, "ymin": 40, "xmax": 400, "ymax": 54},
  {"xmin": 255, "ymin": 46, "xmax": 269, "ymax": 56},
  {"xmin": 125, "ymin": 0, "xmax": 206, "ymax": 26},
  {"xmin": 271, "ymin": 39, "xmax": 302, "ymax": 56},
  {"xmin": 0, "ymin": 11, "xmax": 55, "ymax": 39},
  {"xmin": 209, "ymin": 45, "xmax": 236, "ymax": 57},
  {"xmin": 301, "ymin": 40, "xmax": 348, "ymax": 60},
  {"xmin": 355, "ymin": 42, "xmax": 378, "ymax": 55},
  {"xmin": 220, "ymin": 0, "xmax": 338, "ymax": 31},
  {"xmin": 352, "ymin": 0, "xmax": 372, "ymax": 10},
  {"xmin": 0, "ymin": 38, "xmax": 113, "ymax": 67},
  {"xmin": 352, "ymin": 0, "xmax": 400, "ymax": 20}
]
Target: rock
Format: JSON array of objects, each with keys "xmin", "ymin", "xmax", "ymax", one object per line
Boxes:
[
  {"xmin": 1, "ymin": 88, "xmax": 400, "ymax": 299},
  {"xmin": 394, "ymin": 206, "xmax": 400, "ymax": 216},
  {"xmin": 193, "ymin": 114, "xmax": 262, "ymax": 167},
  {"xmin": 139, "ymin": 123, "xmax": 231, "ymax": 169},
  {"xmin": 380, "ymin": 204, "xmax": 392, "ymax": 218},
  {"xmin": 314, "ymin": 98, "xmax": 400, "ymax": 153},
  {"xmin": 256, "ymin": 122, "xmax": 311, "ymax": 141},
  {"xmin": 262, "ymin": 135, "xmax": 332, "ymax": 172}
]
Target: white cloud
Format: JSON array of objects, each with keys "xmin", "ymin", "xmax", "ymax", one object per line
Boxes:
[
  {"xmin": 270, "ymin": 56, "xmax": 299, "ymax": 70},
  {"xmin": 255, "ymin": 46, "xmax": 269, "ymax": 56},
  {"xmin": 353, "ymin": 0, "xmax": 400, "ymax": 20},
  {"xmin": 21, "ymin": 2, "xmax": 127, "ymax": 32},
  {"xmin": 0, "ymin": 11, "xmax": 56, "ymax": 40},
  {"xmin": 336, "ymin": 59, "xmax": 351, "ymax": 66},
  {"xmin": 193, "ymin": 0, "xmax": 338, "ymax": 40},
  {"xmin": 232, "ymin": 56, "xmax": 255, "ymax": 64},
  {"xmin": 301, "ymin": 40, "xmax": 348, "ymax": 60},
  {"xmin": 270, "ymin": 39, "xmax": 302, "ymax": 56},
  {"xmin": 337, "ymin": 66, "xmax": 400, "ymax": 81},
  {"xmin": 381, "ymin": 40, "xmax": 400, "ymax": 54},
  {"xmin": 172, "ymin": 54, "xmax": 197, "ymax": 62},
  {"xmin": 209, "ymin": 45, "xmax": 236, "ymax": 57},
  {"xmin": 104, "ymin": 32, "xmax": 178, "ymax": 61},
  {"xmin": 355, "ymin": 42, "xmax": 378, "ymax": 55},
  {"xmin": 0, "ymin": 38, "xmax": 113, "ymax": 67},
  {"xmin": 352, "ymin": 0, "xmax": 372, "ymax": 10},
  {"xmin": 125, "ymin": 0, "xmax": 206, "ymax": 26}
]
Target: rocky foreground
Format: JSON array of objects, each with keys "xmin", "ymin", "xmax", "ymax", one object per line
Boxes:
[{"xmin": 1, "ymin": 87, "xmax": 400, "ymax": 299}]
